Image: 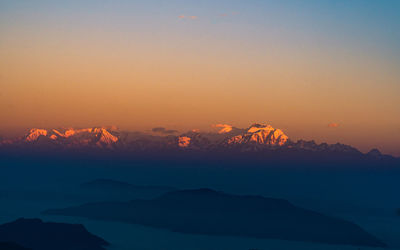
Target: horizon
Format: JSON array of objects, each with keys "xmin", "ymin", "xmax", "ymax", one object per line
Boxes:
[{"xmin": 1, "ymin": 122, "xmax": 397, "ymax": 156}]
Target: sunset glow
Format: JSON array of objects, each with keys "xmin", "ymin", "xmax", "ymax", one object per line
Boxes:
[{"xmin": 0, "ymin": 1, "xmax": 399, "ymax": 155}]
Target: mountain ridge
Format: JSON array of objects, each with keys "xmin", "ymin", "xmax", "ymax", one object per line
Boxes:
[
  {"xmin": 43, "ymin": 188, "xmax": 386, "ymax": 247},
  {"xmin": 0, "ymin": 123, "xmax": 396, "ymax": 160}
]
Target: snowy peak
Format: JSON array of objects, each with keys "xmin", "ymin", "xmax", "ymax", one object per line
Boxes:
[
  {"xmin": 4, "ymin": 123, "xmax": 392, "ymax": 160},
  {"xmin": 95, "ymin": 128, "xmax": 119, "ymax": 146},
  {"xmin": 247, "ymin": 123, "xmax": 274, "ymax": 133},
  {"xmin": 26, "ymin": 129, "xmax": 48, "ymax": 142},
  {"xmin": 24, "ymin": 127, "xmax": 118, "ymax": 147},
  {"xmin": 178, "ymin": 136, "xmax": 191, "ymax": 148},
  {"xmin": 227, "ymin": 123, "xmax": 289, "ymax": 146},
  {"xmin": 52, "ymin": 128, "xmax": 93, "ymax": 138},
  {"xmin": 213, "ymin": 124, "xmax": 233, "ymax": 134}
]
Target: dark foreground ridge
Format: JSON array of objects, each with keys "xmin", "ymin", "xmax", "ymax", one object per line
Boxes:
[
  {"xmin": 0, "ymin": 241, "xmax": 30, "ymax": 250},
  {"xmin": 44, "ymin": 188, "xmax": 386, "ymax": 247},
  {"xmin": 0, "ymin": 218, "xmax": 109, "ymax": 250}
]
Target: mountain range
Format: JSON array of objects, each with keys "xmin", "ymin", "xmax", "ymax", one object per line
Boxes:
[
  {"xmin": 0, "ymin": 123, "xmax": 396, "ymax": 162},
  {"xmin": 43, "ymin": 188, "xmax": 386, "ymax": 247}
]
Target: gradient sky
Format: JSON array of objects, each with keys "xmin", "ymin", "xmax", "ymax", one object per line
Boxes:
[{"xmin": 1, "ymin": 0, "xmax": 399, "ymax": 155}]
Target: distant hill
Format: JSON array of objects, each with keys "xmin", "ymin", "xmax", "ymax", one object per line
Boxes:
[
  {"xmin": 0, "ymin": 218, "xmax": 109, "ymax": 250},
  {"xmin": 44, "ymin": 189, "xmax": 386, "ymax": 247}
]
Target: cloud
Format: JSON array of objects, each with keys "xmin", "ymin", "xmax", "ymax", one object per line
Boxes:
[
  {"xmin": 178, "ymin": 15, "xmax": 198, "ymax": 20},
  {"xmin": 179, "ymin": 12, "xmax": 238, "ymax": 20},
  {"xmin": 212, "ymin": 124, "xmax": 233, "ymax": 134},
  {"xmin": 152, "ymin": 127, "xmax": 178, "ymax": 134},
  {"xmin": 328, "ymin": 123, "xmax": 339, "ymax": 128}
]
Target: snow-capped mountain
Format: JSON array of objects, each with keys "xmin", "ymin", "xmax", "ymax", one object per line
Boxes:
[
  {"xmin": 176, "ymin": 123, "xmax": 288, "ymax": 151},
  {"xmin": 225, "ymin": 123, "xmax": 288, "ymax": 146},
  {"xmin": 0, "ymin": 123, "xmax": 394, "ymax": 160},
  {"xmin": 22, "ymin": 127, "xmax": 119, "ymax": 148}
]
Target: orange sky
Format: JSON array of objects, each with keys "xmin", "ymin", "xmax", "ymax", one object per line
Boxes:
[{"xmin": 1, "ymin": 1, "xmax": 399, "ymax": 156}]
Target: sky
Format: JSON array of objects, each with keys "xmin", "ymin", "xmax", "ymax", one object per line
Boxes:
[{"xmin": 0, "ymin": 0, "xmax": 399, "ymax": 155}]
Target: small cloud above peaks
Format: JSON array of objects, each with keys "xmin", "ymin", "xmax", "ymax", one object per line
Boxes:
[
  {"xmin": 178, "ymin": 11, "xmax": 238, "ymax": 21},
  {"xmin": 152, "ymin": 127, "xmax": 165, "ymax": 133},
  {"xmin": 178, "ymin": 15, "xmax": 198, "ymax": 20},
  {"xmin": 328, "ymin": 123, "xmax": 339, "ymax": 128},
  {"xmin": 152, "ymin": 127, "xmax": 178, "ymax": 134}
]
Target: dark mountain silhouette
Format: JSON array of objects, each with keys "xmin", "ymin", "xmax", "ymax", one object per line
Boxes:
[
  {"xmin": 44, "ymin": 189, "xmax": 386, "ymax": 247},
  {"xmin": 0, "ymin": 242, "xmax": 30, "ymax": 250},
  {"xmin": 0, "ymin": 218, "xmax": 109, "ymax": 250}
]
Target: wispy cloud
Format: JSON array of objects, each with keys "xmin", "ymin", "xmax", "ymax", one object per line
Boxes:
[
  {"xmin": 178, "ymin": 15, "xmax": 198, "ymax": 20},
  {"xmin": 178, "ymin": 11, "xmax": 238, "ymax": 21},
  {"xmin": 328, "ymin": 123, "xmax": 339, "ymax": 128},
  {"xmin": 152, "ymin": 127, "xmax": 178, "ymax": 134}
]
